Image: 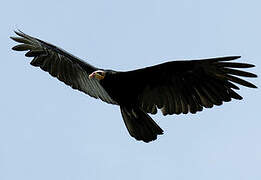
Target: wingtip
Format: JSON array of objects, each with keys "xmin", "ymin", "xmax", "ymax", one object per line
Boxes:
[
  {"xmin": 11, "ymin": 46, "xmax": 17, "ymax": 51},
  {"xmin": 226, "ymin": 55, "xmax": 241, "ymax": 61},
  {"xmin": 251, "ymin": 84, "xmax": 258, "ymax": 88},
  {"xmin": 14, "ymin": 28, "xmax": 22, "ymax": 33},
  {"xmin": 247, "ymin": 64, "xmax": 256, "ymax": 68},
  {"xmin": 14, "ymin": 29, "xmax": 20, "ymax": 35},
  {"xmin": 207, "ymin": 55, "xmax": 241, "ymax": 62},
  {"xmin": 13, "ymin": 29, "xmax": 28, "ymax": 38},
  {"xmin": 10, "ymin": 36, "xmax": 15, "ymax": 40},
  {"xmin": 10, "ymin": 29, "xmax": 22, "ymax": 40},
  {"xmin": 235, "ymin": 55, "xmax": 241, "ymax": 59},
  {"xmin": 14, "ymin": 29, "xmax": 23, "ymax": 36}
]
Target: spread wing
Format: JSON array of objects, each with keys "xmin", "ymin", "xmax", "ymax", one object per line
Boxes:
[
  {"xmin": 122, "ymin": 56, "xmax": 257, "ymax": 115},
  {"xmin": 11, "ymin": 30, "xmax": 117, "ymax": 104}
]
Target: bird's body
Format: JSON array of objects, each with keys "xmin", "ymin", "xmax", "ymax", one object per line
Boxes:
[{"xmin": 11, "ymin": 30, "xmax": 257, "ymax": 143}]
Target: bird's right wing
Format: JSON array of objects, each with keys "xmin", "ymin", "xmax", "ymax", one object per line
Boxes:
[{"xmin": 11, "ymin": 30, "xmax": 117, "ymax": 104}]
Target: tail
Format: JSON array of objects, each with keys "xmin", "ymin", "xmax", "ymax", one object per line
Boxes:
[{"xmin": 120, "ymin": 106, "xmax": 163, "ymax": 143}]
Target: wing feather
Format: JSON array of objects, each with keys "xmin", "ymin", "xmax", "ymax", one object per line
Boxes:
[
  {"xmin": 11, "ymin": 30, "xmax": 117, "ymax": 104},
  {"xmin": 122, "ymin": 56, "xmax": 257, "ymax": 115}
]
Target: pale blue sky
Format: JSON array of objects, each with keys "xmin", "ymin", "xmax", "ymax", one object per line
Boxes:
[{"xmin": 1, "ymin": 0, "xmax": 260, "ymax": 179}]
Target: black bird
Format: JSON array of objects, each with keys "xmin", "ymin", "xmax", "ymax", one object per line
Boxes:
[{"xmin": 11, "ymin": 30, "xmax": 257, "ymax": 143}]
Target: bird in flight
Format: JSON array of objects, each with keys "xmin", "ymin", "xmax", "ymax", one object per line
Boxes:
[{"xmin": 11, "ymin": 30, "xmax": 257, "ymax": 143}]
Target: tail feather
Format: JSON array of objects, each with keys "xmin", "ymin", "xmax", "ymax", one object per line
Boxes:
[{"xmin": 120, "ymin": 106, "xmax": 163, "ymax": 142}]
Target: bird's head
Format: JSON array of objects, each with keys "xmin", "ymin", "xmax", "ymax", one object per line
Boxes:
[{"xmin": 89, "ymin": 70, "xmax": 106, "ymax": 80}]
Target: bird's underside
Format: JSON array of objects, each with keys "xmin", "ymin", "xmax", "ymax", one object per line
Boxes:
[{"xmin": 11, "ymin": 30, "xmax": 257, "ymax": 143}]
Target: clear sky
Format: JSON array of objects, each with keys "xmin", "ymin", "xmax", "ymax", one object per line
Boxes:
[{"xmin": 1, "ymin": 0, "xmax": 260, "ymax": 179}]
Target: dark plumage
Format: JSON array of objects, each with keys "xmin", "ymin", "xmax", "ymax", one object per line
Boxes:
[{"xmin": 11, "ymin": 30, "xmax": 257, "ymax": 143}]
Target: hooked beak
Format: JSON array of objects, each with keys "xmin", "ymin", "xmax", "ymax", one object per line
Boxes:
[
  {"xmin": 89, "ymin": 72, "xmax": 95, "ymax": 79},
  {"xmin": 89, "ymin": 70, "xmax": 105, "ymax": 80}
]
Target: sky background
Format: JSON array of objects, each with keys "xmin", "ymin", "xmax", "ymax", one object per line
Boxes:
[{"xmin": 0, "ymin": 0, "xmax": 260, "ymax": 179}]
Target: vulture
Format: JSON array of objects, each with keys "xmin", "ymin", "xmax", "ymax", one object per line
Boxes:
[{"xmin": 11, "ymin": 30, "xmax": 257, "ymax": 143}]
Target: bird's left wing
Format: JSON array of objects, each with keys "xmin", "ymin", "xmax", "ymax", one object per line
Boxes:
[
  {"xmin": 11, "ymin": 30, "xmax": 117, "ymax": 104},
  {"xmin": 119, "ymin": 56, "xmax": 257, "ymax": 115}
]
